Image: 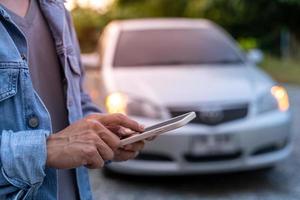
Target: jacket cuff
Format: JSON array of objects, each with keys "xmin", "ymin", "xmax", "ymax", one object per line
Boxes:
[{"xmin": 1, "ymin": 130, "xmax": 49, "ymax": 189}]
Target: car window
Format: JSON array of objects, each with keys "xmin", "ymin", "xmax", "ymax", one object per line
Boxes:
[{"xmin": 113, "ymin": 29, "xmax": 243, "ymax": 67}]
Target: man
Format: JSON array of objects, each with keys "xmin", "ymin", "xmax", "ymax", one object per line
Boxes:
[{"xmin": 0, "ymin": 0, "xmax": 145, "ymax": 199}]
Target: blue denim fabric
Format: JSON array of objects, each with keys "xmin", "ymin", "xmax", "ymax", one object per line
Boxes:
[{"xmin": 0, "ymin": 0, "xmax": 100, "ymax": 199}]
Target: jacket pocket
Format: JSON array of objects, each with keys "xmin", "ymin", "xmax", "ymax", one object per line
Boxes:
[{"xmin": 0, "ymin": 69, "xmax": 18, "ymax": 102}]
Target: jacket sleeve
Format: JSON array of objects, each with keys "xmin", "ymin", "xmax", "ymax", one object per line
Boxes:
[
  {"xmin": 66, "ymin": 9, "xmax": 103, "ymax": 117},
  {"xmin": 0, "ymin": 130, "xmax": 49, "ymax": 199}
]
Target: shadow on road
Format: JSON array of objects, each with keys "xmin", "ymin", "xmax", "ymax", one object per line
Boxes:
[{"xmin": 102, "ymin": 168, "xmax": 282, "ymax": 196}]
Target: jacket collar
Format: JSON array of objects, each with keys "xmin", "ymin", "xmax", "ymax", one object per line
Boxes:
[
  {"xmin": 0, "ymin": 0, "xmax": 68, "ymax": 55},
  {"xmin": 0, "ymin": 0, "xmax": 66, "ymax": 19}
]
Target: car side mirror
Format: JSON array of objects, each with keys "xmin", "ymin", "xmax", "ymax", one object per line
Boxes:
[{"xmin": 247, "ymin": 49, "xmax": 264, "ymax": 64}]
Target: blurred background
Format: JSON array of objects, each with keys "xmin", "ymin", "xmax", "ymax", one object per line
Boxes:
[
  {"xmin": 67, "ymin": 0, "xmax": 300, "ymax": 85},
  {"xmin": 65, "ymin": 0, "xmax": 300, "ymax": 200}
]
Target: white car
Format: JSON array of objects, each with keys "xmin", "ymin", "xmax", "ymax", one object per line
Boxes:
[{"xmin": 98, "ymin": 19, "xmax": 292, "ymax": 175}]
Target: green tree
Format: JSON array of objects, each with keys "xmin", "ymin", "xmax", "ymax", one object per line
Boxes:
[
  {"xmin": 72, "ymin": 7, "xmax": 110, "ymax": 52},
  {"xmin": 72, "ymin": 0, "xmax": 300, "ymax": 54},
  {"xmin": 184, "ymin": 0, "xmax": 300, "ymax": 54},
  {"xmin": 107, "ymin": 0, "xmax": 188, "ymax": 18}
]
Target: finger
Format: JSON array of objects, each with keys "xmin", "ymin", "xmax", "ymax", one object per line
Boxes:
[
  {"xmin": 95, "ymin": 138, "xmax": 114, "ymax": 160},
  {"xmin": 99, "ymin": 114, "xmax": 145, "ymax": 132},
  {"xmin": 114, "ymin": 150, "xmax": 139, "ymax": 161},
  {"xmin": 87, "ymin": 119, "xmax": 121, "ymax": 150},
  {"xmin": 123, "ymin": 141, "xmax": 145, "ymax": 152},
  {"xmin": 105, "ymin": 125, "xmax": 122, "ymax": 135},
  {"xmin": 84, "ymin": 147, "xmax": 104, "ymax": 169},
  {"xmin": 117, "ymin": 127, "xmax": 137, "ymax": 138},
  {"xmin": 105, "ymin": 126, "xmax": 135, "ymax": 138}
]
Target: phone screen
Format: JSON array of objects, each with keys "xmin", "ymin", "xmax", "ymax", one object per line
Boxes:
[
  {"xmin": 120, "ymin": 112, "xmax": 196, "ymax": 146},
  {"xmin": 144, "ymin": 113, "xmax": 190, "ymax": 132}
]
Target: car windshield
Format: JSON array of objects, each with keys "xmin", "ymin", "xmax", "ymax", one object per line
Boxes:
[{"xmin": 113, "ymin": 29, "xmax": 243, "ymax": 67}]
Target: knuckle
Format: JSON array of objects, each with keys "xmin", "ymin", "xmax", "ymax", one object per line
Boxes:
[
  {"xmin": 99, "ymin": 129, "xmax": 111, "ymax": 139},
  {"xmin": 85, "ymin": 120, "xmax": 94, "ymax": 129},
  {"xmin": 83, "ymin": 132, "xmax": 94, "ymax": 142},
  {"xmin": 84, "ymin": 146, "xmax": 97, "ymax": 157},
  {"xmin": 88, "ymin": 120, "xmax": 101, "ymax": 131},
  {"xmin": 114, "ymin": 113, "xmax": 125, "ymax": 121},
  {"xmin": 93, "ymin": 135, "xmax": 101, "ymax": 142},
  {"xmin": 97, "ymin": 130, "xmax": 106, "ymax": 138},
  {"xmin": 88, "ymin": 132, "xmax": 100, "ymax": 141},
  {"xmin": 85, "ymin": 130, "xmax": 94, "ymax": 137}
]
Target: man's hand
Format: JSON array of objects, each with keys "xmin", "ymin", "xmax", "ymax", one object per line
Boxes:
[
  {"xmin": 86, "ymin": 113, "xmax": 144, "ymax": 136},
  {"xmin": 46, "ymin": 117, "xmax": 119, "ymax": 169},
  {"xmin": 114, "ymin": 141, "xmax": 145, "ymax": 161},
  {"xmin": 113, "ymin": 129, "xmax": 145, "ymax": 161},
  {"xmin": 46, "ymin": 113, "xmax": 144, "ymax": 169},
  {"xmin": 86, "ymin": 114, "xmax": 146, "ymax": 162}
]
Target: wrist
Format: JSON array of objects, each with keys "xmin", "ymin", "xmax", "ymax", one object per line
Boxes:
[{"xmin": 46, "ymin": 134, "xmax": 66, "ymax": 167}]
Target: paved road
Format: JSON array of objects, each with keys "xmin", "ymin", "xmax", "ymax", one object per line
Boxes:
[{"xmin": 89, "ymin": 85, "xmax": 300, "ymax": 200}]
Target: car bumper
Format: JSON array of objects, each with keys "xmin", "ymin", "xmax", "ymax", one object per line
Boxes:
[{"xmin": 107, "ymin": 111, "xmax": 293, "ymax": 175}]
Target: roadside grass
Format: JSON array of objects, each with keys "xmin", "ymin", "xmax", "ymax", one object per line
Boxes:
[{"xmin": 260, "ymin": 56, "xmax": 300, "ymax": 85}]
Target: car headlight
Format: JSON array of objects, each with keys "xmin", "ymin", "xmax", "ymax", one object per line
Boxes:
[
  {"xmin": 271, "ymin": 86, "xmax": 290, "ymax": 112},
  {"xmin": 105, "ymin": 92, "xmax": 167, "ymax": 119},
  {"xmin": 105, "ymin": 92, "xmax": 128, "ymax": 114},
  {"xmin": 257, "ymin": 86, "xmax": 290, "ymax": 114}
]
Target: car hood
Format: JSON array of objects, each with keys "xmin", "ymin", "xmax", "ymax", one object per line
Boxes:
[{"xmin": 110, "ymin": 64, "xmax": 274, "ymax": 106}]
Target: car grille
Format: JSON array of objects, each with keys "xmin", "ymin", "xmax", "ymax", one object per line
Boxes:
[
  {"xmin": 169, "ymin": 104, "xmax": 249, "ymax": 126},
  {"xmin": 134, "ymin": 152, "xmax": 174, "ymax": 162},
  {"xmin": 184, "ymin": 151, "xmax": 242, "ymax": 162}
]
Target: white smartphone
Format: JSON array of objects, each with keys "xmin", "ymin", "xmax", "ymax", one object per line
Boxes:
[{"xmin": 120, "ymin": 112, "xmax": 196, "ymax": 146}]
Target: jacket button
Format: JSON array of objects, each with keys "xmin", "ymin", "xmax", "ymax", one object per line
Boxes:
[
  {"xmin": 21, "ymin": 54, "xmax": 27, "ymax": 60},
  {"xmin": 28, "ymin": 116, "xmax": 39, "ymax": 128}
]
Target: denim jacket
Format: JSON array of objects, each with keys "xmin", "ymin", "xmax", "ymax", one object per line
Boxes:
[{"xmin": 0, "ymin": 0, "xmax": 100, "ymax": 199}]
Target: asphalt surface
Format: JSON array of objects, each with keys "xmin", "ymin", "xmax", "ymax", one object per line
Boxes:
[{"xmin": 89, "ymin": 85, "xmax": 300, "ymax": 200}]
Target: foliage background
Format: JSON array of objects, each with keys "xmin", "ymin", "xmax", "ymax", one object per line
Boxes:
[
  {"xmin": 72, "ymin": 0, "xmax": 300, "ymax": 55},
  {"xmin": 72, "ymin": 0, "xmax": 300, "ymax": 85}
]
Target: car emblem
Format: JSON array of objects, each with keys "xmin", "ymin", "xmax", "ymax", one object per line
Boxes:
[{"xmin": 198, "ymin": 109, "xmax": 224, "ymax": 124}]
